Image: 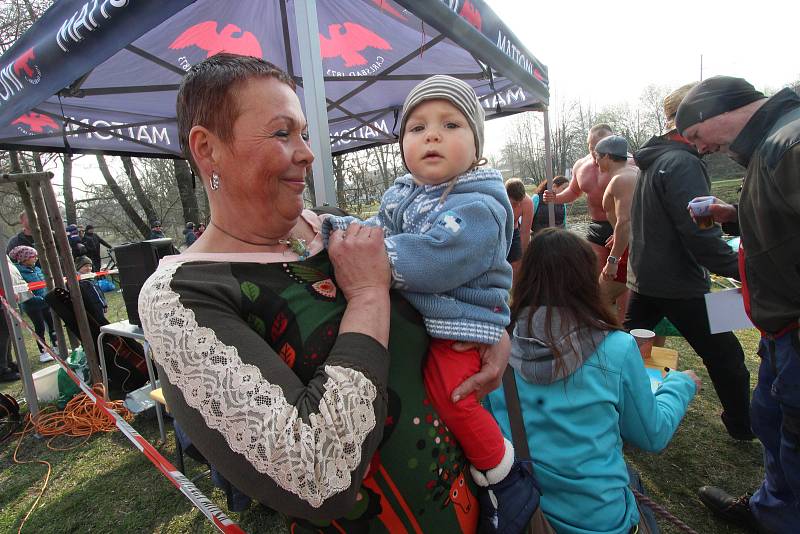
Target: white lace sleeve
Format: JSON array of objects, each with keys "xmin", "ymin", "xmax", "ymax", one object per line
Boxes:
[{"xmin": 138, "ymin": 262, "xmax": 379, "ymax": 508}]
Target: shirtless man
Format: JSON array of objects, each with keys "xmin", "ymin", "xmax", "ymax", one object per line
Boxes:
[
  {"xmin": 596, "ymin": 135, "xmax": 638, "ymax": 318},
  {"xmin": 543, "ymin": 124, "xmax": 616, "ymax": 273}
]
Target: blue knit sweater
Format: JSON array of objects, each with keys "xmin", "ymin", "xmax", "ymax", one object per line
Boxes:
[{"xmin": 322, "ymin": 167, "xmax": 513, "ymax": 343}]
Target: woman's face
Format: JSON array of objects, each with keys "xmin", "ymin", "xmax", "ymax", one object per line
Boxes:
[{"xmin": 211, "ymin": 77, "xmax": 314, "ymax": 229}]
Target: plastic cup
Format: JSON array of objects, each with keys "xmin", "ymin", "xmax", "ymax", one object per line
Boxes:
[
  {"xmin": 688, "ymin": 197, "xmax": 715, "ymax": 229},
  {"xmin": 630, "ymin": 328, "xmax": 656, "ymax": 359}
]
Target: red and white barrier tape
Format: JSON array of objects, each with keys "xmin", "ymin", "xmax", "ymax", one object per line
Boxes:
[
  {"xmin": 1, "ymin": 296, "xmax": 245, "ymax": 534},
  {"xmin": 4, "ymin": 269, "xmax": 119, "ymax": 295}
]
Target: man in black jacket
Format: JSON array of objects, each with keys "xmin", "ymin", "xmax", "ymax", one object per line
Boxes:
[
  {"xmin": 677, "ymin": 76, "xmax": 800, "ymax": 534},
  {"xmin": 5, "ymin": 211, "xmax": 35, "ymax": 254},
  {"xmin": 81, "ymin": 224, "xmax": 112, "ymax": 271},
  {"xmin": 626, "ymin": 82, "xmax": 752, "ymax": 442}
]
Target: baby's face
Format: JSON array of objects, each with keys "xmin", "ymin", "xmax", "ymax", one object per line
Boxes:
[{"xmin": 402, "ymin": 99, "xmax": 476, "ymax": 186}]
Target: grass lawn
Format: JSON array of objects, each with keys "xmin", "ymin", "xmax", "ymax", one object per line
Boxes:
[{"xmin": 1, "ymin": 177, "xmax": 761, "ymax": 533}]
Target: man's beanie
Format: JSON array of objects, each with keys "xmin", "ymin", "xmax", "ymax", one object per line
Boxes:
[
  {"xmin": 399, "ymin": 75, "xmax": 484, "ymax": 168},
  {"xmin": 594, "ymin": 135, "xmax": 630, "ymax": 159},
  {"xmin": 75, "ymin": 256, "xmax": 93, "ymax": 270},
  {"xmin": 675, "ymin": 76, "xmax": 764, "ymax": 135}
]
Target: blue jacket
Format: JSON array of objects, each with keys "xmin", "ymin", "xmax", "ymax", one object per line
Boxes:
[
  {"xmin": 323, "ymin": 167, "xmax": 513, "ymax": 343},
  {"xmin": 14, "ymin": 263, "xmax": 48, "ymax": 312},
  {"xmin": 487, "ymin": 321, "xmax": 696, "ymax": 534}
]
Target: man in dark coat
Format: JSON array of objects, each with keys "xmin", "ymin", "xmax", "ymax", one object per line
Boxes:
[
  {"xmin": 81, "ymin": 224, "xmax": 112, "ymax": 271},
  {"xmin": 626, "ymin": 82, "xmax": 752, "ymax": 443},
  {"xmin": 147, "ymin": 220, "xmax": 166, "ymax": 240},
  {"xmin": 678, "ymin": 75, "xmax": 800, "ymax": 534}
]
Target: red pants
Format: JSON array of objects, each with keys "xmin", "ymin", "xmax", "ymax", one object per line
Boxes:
[{"xmin": 423, "ymin": 338, "xmax": 506, "ymax": 470}]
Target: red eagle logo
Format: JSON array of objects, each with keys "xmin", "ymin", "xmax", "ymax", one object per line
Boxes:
[
  {"xmin": 12, "ymin": 113, "xmax": 59, "ymax": 133},
  {"xmin": 459, "ymin": 1, "xmax": 482, "ymax": 31},
  {"xmin": 170, "ymin": 21, "xmax": 263, "ymax": 58},
  {"xmin": 370, "ymin": 0, "xmax": 407, "ymax": 20},
  {"xmin": 319, "ymin": 23, "xmax": 391, "ymax": 67},
  {"xmin": 13, "ymin": 48, "xmax": 36, "ymax": 77}
]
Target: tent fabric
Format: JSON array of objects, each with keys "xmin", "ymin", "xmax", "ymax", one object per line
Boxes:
[{"xmin": 0, "ymin": 0, "xmax": 549, "ymax": 157}]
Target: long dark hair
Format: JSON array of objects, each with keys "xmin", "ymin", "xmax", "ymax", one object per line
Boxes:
[
  {"xmin": 510, "ymin": 228, "xmax": 621, "ymax": 366},
  {"xmin": 533, "ymin": 175, "xmax": 569, "ymax": 195}
]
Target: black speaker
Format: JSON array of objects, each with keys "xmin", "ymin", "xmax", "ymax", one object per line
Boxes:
[{"xmin": 114, "ymin": 238, "xmax": 178, "ymax": 325}]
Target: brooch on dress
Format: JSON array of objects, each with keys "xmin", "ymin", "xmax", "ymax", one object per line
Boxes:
[{"xmin": 279, "ymin": 236, "xmax": 310, "ymax": 260}]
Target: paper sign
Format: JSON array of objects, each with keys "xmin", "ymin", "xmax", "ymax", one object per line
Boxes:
[{"xmin": 704, "ymin": 288, "xmax": 755, "ymax": 334}]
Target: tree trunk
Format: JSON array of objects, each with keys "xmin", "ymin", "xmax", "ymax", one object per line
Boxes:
[
  {"xmin": 96, "ymin": 155, "xmax": 150, "ymax": 238},
  {"xmin": 333, "ymin": 155, "xmax": 347, "ymax": 210},
  {"xmin": 122, "ymin": 156, "xmax": 159, "ymax": 225},
  {"xmin": 173, "ymin": 159, "xmax": 201, "ymax": 225},
  {"xmin": 62, "ymin": 154, "xmax": 76, "ymax": 224}
]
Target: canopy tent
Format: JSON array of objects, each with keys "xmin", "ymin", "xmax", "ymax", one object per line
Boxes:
[{"xmin": 0, "ymin": 0, "xmax": 549, "ymax": 205}]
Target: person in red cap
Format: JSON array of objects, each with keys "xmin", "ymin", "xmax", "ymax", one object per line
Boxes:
[{"xmin": 678, "ymin": 75, "xmax": 800, "ymax": 534}]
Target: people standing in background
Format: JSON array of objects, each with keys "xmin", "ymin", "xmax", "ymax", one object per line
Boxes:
[
  {"xmin": 6, "ymin": 211, "xmax": 35, "ymax": 254},
  {"xmin": 81, "ymin": 224, "xmax": 112, "ymax": 271},
  {"xmin": 626, "ymin": 82, "xmax": 752, "ymax": 443},
  {"xmin": 75, "ymin": 255, "xmax": 107, "ymax": 320},
  {"xmin": 147, "ymin": 220, "xmax": 166, "ymax": 240},
  {"xmin": 504, "ymin": 178, "xmax": 533, "ymax": 279},
  {"xmin": 9, "ymin": 246, "xmax": 56, "ymax": 362},
  {"xmin": 596, "ymin": 135, "xmax": 638, "ymax": 320},
  {"xmin": 531, "ymin": 176, "xmax": 569, "ymax": 234},
  {"xmin": 543, "ymin": 124, "xmax": 618, "ymax": 274},
  {"xmin": 183, "ymin": 222, "xmax": 197, "ymax": 248},
  {"xmin": 0, "ymin": 257, "xmax": 33, "ymax": 382},
  {"xmin": 194, "ymin": 223, "xmax": 206, "ymax": 239},
  {"xmin": 677, "ymin": 75, "xmax": 800, "ymax": 534}
]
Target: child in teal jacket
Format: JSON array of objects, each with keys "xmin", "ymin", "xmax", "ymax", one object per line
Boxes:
[{"xmin": 487, "ymin": 229, "xmax": 700, "ymax": 534}]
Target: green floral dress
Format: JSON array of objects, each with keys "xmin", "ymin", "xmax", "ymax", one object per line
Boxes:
[{"xmin": 140, "ymin": 249, "xmax": 478, "ymax": 533}]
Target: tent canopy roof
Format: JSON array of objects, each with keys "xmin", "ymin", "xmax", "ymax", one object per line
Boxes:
[{"xmin": 0, "ymin": 0, "xmax": 548, "ymax": 158}]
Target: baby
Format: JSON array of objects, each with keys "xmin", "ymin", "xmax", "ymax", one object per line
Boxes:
[{"xmin": 323, "ymin": 75, "xmax": 539, "ymax": 532}]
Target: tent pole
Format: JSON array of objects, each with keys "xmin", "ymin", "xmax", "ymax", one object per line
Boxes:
[
  {"xmin": 542, "ymin": 108, "xmax": 555, "ymax": 227},
  {"xmin": 294, "ymin": 0, "xmax": 336, "ymax": 207}
]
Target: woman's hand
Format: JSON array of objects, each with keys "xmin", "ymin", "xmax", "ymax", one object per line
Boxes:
[
  {"xmin": 681, "ymin": 369, "xmax": 702, "ymax": 393},
  {"xmin": 450, "ymin": 330, "xmax": 510, "ymax": 402},
  {"xmin": 330, "ymin": 222, "xmax": 392, "ymax": 348},
  {"xmin": 329, "ymin": 222, "xmax": 390, "ymax": 301}
]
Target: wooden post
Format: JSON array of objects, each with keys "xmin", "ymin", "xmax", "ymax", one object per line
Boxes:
[
  {"xmin": 40, "ymin": 180, "xmax": 102, "ymax": 384},
  {"xmin": 29, "ymin": 181, "xmax": 71, "ymax": 359}
]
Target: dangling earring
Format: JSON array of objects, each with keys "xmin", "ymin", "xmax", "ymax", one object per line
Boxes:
[{"xmin": 210, "ymin": 171, "xmax": 220, "ymax": 191}]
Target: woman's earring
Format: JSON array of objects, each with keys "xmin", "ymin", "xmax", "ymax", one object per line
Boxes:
[{"xmin": 210, "ymin": 171, "xmax": 220, "ymax": 191}]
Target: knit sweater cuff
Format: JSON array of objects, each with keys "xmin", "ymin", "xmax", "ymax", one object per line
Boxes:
[{"xmin": 423, "ymin": 317, "xmax": 503, "ymax": 344}]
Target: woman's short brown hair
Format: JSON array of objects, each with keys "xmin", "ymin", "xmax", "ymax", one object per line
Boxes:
[
  {"xmin": 176, "ymin": 53, "xmax": 296, "ymax": 172},
  {"xmin": 505, "ymin": 178, "xmax": 526, "ymax": 201}
]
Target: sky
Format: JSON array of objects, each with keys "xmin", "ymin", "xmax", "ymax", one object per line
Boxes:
[{"xmin": 482, "ymin": 0, "xmax": 800, "ymax": 157}]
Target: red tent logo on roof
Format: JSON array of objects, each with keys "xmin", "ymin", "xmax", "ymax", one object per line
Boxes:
[
  {"xmin": 12, "ymin": 112, "xmax": 59, "ymax": 134},
  {"xmin": 13, "ymin": 47, "xmax": 41, "ymax": 85},
  {"xmin": 169, "ymin": 22, "xmax": 263, "ymax": 59},
  {"xmin": 319, "ymin": 23, "xmax": 391, "ymax": 68},
  {"xmin": 458, "ymin": 1, "xmax": 482, "ymax": 31}
]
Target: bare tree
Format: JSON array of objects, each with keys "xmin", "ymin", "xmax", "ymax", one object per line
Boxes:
[
  {"xmin": 122, "ymin": 156, "xmax": 159, "ymax": 225},
  {"xmin": 96, "ymin": 155, "xmax": 150, "ymax": 238}
]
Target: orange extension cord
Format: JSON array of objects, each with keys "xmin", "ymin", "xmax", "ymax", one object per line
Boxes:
[{"xmin": 10, "ymin": 384, "xmax": 133, "ymax": 534}]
